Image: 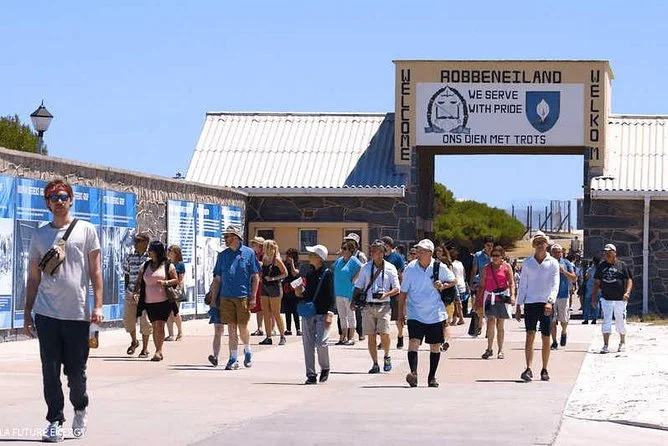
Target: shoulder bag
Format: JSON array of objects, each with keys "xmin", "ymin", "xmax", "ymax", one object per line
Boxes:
[
  {"xmin": 163, "ymin": 261, "xmax": 186, "ymax": 303},
  {"xmin": 297, "ymin": 268, "xmax": 329, "ymax": 318},
  {"xmin": 433, "ymin": 260, "xmax": 457, "ymax": 305},
  {"xmin": 489, "ymin": 263, "xmax": 511, "ymax": 304},
  {"xmin": 38, "ymin": 219, "xmax": 79, "ymax": 275}
]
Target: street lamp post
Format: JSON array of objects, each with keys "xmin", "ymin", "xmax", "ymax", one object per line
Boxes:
[{"xmin": 30, "ymin": 101, "xmax": 53, "ymax": 155}]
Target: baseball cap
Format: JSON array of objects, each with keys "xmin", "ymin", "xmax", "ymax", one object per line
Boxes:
[
  {"xmin": 413, "ymin": 239, "xmax": 435, "ymax": 251},
  {"xmin": 531, "ymin": 231, "xmax": 549, "ymax": 245},
  {"xmin": 604, "ymin": 244, "xmax": 616, "ymax": 252},
  {"xmin": 223, "ymin": 225, "xmax": 243, "ymax": 241},
  {"xmin": 343, "ymin": 233, "xmax": 360, "ymax": 245},
  {"xmin": 305, "ymin": 244, "xmax": 328, "ymax": 262},
  {"xmin": 133, "ymin": 232, "xmax": 150, "ymax": 242}
]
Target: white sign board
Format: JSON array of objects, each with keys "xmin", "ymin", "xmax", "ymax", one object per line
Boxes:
[{"xmin": 416, "ymin": 83, "xmax": 584, "ymax": 147}]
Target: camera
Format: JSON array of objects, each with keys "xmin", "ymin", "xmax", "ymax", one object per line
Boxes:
[{"xmin": 372, "ymin": 292, "xmax": 383, "ymax": 300}]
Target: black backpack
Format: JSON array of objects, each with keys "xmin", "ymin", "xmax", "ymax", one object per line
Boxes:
[{"xmin": 433, "ymin": 260, "xmax": 457, "ymax": 305}]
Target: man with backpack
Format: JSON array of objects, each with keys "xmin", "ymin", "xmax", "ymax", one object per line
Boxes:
[{"xmin": 399, "ymin": 239, "xmax": 456, "ymax": 388}]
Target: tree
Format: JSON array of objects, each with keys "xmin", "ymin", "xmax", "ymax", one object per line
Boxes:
[
  {"xmin": 433, "ymin": 183, "xmax": 525, "ymax": 250},
  {"xmin": 0, "ymin": 115, "xmax": 40, "ymax": 153}
]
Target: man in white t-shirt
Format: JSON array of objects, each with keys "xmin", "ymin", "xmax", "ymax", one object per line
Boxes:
[
  {"xmin": 23, "ymin": 179, "xmax": 104, "ymax": 442},
  {"xmin": 355, "ymin": 240, "xmax": 400, "ymax": 374},
  {"xmin": 399, "ymin": 239, "xmax": 456, "ymax": 388}
]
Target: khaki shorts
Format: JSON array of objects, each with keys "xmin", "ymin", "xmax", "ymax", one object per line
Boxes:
[
  {"xmin": 446, "ymin": 302, "xmax": 455, "ymax": 321},
  {"xmin": 123, "ymin": 298, "xmax": 152, "ymax": 336},
  {"xmin": 362, "ymin": 304, "xmax": 391, "ymax": 335},
  {"xmin": 220, "ymin": 297, "xmax": 250, "ymax": 325},
  {"xmin": 554, "ymin": 298, "xmax": 570, "ymax": 323}
]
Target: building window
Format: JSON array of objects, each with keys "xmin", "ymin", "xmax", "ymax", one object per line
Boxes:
[
  {"xmin": 256, "ymin": 229, "xmax": 275, "ymax": 240},
  {"xmin": 299, "ymin": 229, "xmax": 318, "ymax": 253},
  {"xmin": 344, "ymin": 228, "xmax": 363, "ymax": 249}
]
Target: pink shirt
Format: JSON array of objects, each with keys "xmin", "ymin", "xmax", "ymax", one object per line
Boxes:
[
  {"xmin": 484, "ymin": 263, "xmax": 510, "ymax": 292},
  {"xmin": 143, "ymin": 263, "xmax": 168, "ymax": 304}
]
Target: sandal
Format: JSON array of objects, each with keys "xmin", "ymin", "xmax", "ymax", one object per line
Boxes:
[
  {"xmin": 127, "ymin": 340, "xmax": 139, "ymax": 355},
  {"xmin": 176, "ymin": 333, "xmax": 183, "ymax": 341},
  {"xmin": 164, "ymin": 336, "xmax": 174, "ymax": 341},
  {"xmin": 481, "ymin": 349, "xmax": 493, "ymax": 359},
  {"xmin": 497, "ymin": 351, "xmax": 505, "ymax": 359},
  {"xmin": 138, "ymin": 350, "xmax": 150, "ymax": 358},
  {"xmin": 150, "ymin": 352, "xmax": 164, "ymax": 362}
]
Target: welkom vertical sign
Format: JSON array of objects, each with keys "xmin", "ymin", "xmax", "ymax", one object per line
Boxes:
[
  {"xmin": 0, "ymin": 176, "xmax": 15, "ymax": 328},
  {"xmin": 394, "ymin": 60, "xmax": 613, "ymax": 170}
]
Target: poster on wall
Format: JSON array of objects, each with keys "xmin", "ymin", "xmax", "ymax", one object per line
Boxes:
[
  {"xmin": 220, "ymin": 205, "xmax": 243, "ymax": 249},
  {"xmin": 195, "ymin": 203, "xmax": 221, "ymax": 314},
  {"xmin": 0, "ymin": 176, "xmax": 15, "ymax": 329},
  {"xmin": 167, "ymin": 200, "xmax": 196, "ymax": 315},
  {"xmin": 13, "ymin": 178, "xmax": 49, "ymax": 328},
  {"xmin": 71, "ymin": 185, "xmax": 102, "ymax": 317},
  {"xmin": 101, "ymin": 190, "xmax": 137, "ymax": 321}
]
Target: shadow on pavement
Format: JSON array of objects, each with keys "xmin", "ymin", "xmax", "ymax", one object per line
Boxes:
[
  {"xmin": 446, "ymin": 357, "xmax": 486, "ymax": 360},
  {"xmin": 360, "ymin": 385, "xmax": 408, "ymax": 389},
  {"xmin": 475, "ymin": 379, "xmax": 526, "ymax": 383},
  {"xmin": 253, "ymin": 382, "xmax": 306, "ymax": 386},
  {"xmin": 170, "ymin": 365, "xmax": 221, "ymax": 371},
  {"xmin": 330, "ymin": 371, "xmax": 370, "ymax": 375}
]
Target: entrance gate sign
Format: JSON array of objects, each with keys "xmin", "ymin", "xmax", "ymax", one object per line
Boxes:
[
  {"xmin": 416, "ymin": 83, "xmax": 584, "ymax": 147},
  {"xmin": 395, "ymin": 60, "xmax": 613, "ymax": 168}
]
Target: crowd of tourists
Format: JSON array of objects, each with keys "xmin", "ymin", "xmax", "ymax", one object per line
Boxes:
[{"xmin": 20, "ymin": 178, "xmax": 633, "ymax": 442}]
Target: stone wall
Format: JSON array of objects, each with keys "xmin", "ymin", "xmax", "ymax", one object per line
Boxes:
[
  {"xmin": 0, "ymin": 148, "xmax": 246, "ymax": 240},
  {"xmin": 584, "ymin": 199, "xmax": 668, "ymax": 315},
  {"xmin": 247, "ymin": 193, "xmax": 416, "ymax": 244}
]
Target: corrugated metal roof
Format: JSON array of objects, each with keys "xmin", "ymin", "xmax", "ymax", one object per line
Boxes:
[
  {"xmin": 591, "ymin": 115, "xmax": 668, "ymax": 197},
  {"xmin": 186, "ymin": 112, "xmax": 405, "ymax": 194}
]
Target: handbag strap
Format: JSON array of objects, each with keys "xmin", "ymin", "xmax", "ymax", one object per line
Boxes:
[
  {"xmin": 163, "ymin": 261, "xmax": 173, "ymax": 286},
  {"xmin": 489, "ymin": 263, "xmax": 504, "ymax": 290},
  {"xmin": 61, "ymin": 219, "xmax": 79, "ymax": 241},
  {"xmin": 432, "ymin": 260, "xmax": 441, "ymax": 283},
  {"xmin": 311, "ymin": 268, "xmax": 330, "ymax": 301}
]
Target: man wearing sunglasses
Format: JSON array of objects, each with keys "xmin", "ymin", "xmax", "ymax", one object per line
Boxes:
[
  {"xmin": 23, "ymin": 179, "xmax": 103, "ymax": 442},
  {"xmin": 212, "ymin": 225, "xmax": 260, "ymax": 370}
]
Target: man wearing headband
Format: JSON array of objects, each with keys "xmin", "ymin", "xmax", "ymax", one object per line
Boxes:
[{"xmin": 24, "ymin": 179, "xmax": 103, "ymax": 441}]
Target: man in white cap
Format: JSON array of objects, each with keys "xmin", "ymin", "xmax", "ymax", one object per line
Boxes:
[
  {"xmin": 515, "ymin": 231, "xmax": 559, "ymax": 382},
  {"xmin": 399, "ymin": 239, "xmax": 456, "ymax": 388},
  {"xmin": 591, "ymin": 244, "xmax": 633, "ymax": 353},
  {"xmin": 212, "ymin": 225, "xmax": 260, "ymax": 370}
]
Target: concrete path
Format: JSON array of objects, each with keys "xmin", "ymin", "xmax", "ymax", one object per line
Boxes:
[{"xmin": 0, "ymin": 317, "xmax": 598, "ymax": 445}]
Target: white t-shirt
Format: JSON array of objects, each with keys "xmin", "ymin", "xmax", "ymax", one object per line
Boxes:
[
  {"xmin": 354, "ymin": 260, "xmax": 399, "ymax": 303},
  {"xmin": 29, "ymin": 220, "xmax": 101, "ymax": 321},
  {"xmin": 451, "ymin": 260, "xmax": 467, "ymax": 293}
]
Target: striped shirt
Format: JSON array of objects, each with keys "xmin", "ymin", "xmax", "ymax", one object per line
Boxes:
[{"xmin": 123, "ymin": 251, "xmax": 148, "ymax": 294}]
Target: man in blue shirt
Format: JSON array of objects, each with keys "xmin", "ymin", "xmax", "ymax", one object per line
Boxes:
[
  {"xmin": 382, "ymin": 236, "xmax": 407, "ymax": 349},
  {"xmin": 212, "ymin": 225, "xmax": 260, "ymax": 370},
  {"xmin": 399, "ymin": 239, "xmax": 456, "ymax": 388},
  {"xmin": 549, "ymin": 244, "xmax": 576, "ymax": 349}
]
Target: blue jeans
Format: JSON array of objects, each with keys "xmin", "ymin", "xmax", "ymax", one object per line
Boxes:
[
  {"xmin": 35, "ymin": 314, "xmax": 90, "ymax": 423},
  {"xmin": 583, "ymin": 293, "xmax": 601, "ymax": 321}
]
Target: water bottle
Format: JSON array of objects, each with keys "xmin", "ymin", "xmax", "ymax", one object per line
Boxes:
[{"xmin": 89, "ymin": 323, "xmax": 100, "ymax": 349}]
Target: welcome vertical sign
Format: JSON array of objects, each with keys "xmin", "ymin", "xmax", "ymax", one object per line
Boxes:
[
  {"xmin": 167, "ymin": 200, "xmax": 196, "ymax": 315},
  {"xmin": 0, "ymin": 176, "xmax": 15, "ymax": 329},
  {"xmin": 195, "ymin": 203, "xmax": 221, "ymax": 315}
]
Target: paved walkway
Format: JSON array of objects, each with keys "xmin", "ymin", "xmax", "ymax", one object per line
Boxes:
[{"xmin": 0, "ymin": 317, "xmax": 621, "ymax": 445}]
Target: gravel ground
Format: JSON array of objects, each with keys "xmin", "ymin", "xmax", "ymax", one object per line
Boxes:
[{"xmin": 563, "ymin": 322, "xmax": 668, "ymax": 430}]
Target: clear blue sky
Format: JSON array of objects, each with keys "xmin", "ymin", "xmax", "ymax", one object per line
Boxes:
[{"xmin": 2, "ymin": 1, "xmax": 666, "ymax": 209}]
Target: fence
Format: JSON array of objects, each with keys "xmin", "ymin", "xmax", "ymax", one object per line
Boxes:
[{"xmin": 507, "ymin": 200, "xmax": 576, "ymax": 234}]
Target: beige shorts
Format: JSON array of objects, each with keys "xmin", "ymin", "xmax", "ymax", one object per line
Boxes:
[
  {"xmin": 123, "ymin": 298, "xmax": 152, "ymax": 336},
  {"xmin": 554, "ymin": 298, "xmax": 570, "ymax": 323},
  {"xmin": 220, "ymin": 297, "xmax": 250, "ymax": 325},
  {"xmin": 362, "ymin": 304, "xmax": 391, "ymax": 335},
  {"xmin": 446, "ymin": 302, "xmax": 455, "ymax": 320}
]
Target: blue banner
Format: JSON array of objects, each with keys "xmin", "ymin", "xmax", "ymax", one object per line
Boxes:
[
  {"xmin": 195, "ymin": 203, "xmax": 222, "ymax": 314},
  {"xmin": 102, "ymin": 191, "xmax": 136, "ymax": 227},
  {"xmin": 168, "ymin": 200, "xmax": 196, "ymax": 314},
  {"xmin": 15, "ymin": 178, "xmax": 49, "ymax": 222},
  {"xmin": 71, "ymin": 185, "xmax": 101, "ymax": 225},
  {"xmin": 220, "ymin": 205, "xmax": 243, "ymax": 245},
  {"xmin": 0, "ymin": 176, "xmax": 15, "ymax": 329}
]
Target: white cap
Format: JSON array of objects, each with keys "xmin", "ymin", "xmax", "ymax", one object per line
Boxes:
[
  {"xmin": 604, "ymin": 243, "xmax": 616, "ymax": 252},
  {"xmin": 413, "ymin": 239, "xmax": 435, "ymax": 251},
  {"xmin": 550, "ymin": 243, "xmax": 563, "ymax": 252},
  {"xmin": 532, "ymin": 231, "xmax": 549, "ymax": 245},
  {"xmin": 306, "ymin": 244, "xmax": 328, "ymax": 261}
]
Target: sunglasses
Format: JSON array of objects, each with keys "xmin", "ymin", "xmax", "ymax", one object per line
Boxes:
[{"xmin": 48, "ymin": 193, "xmax": 70, "ymax": 203}]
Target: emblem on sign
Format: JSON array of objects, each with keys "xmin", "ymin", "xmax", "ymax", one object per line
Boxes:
[
  {"xmin": 525, "ymin": 91, "xmax": 560, "ymax": 133},
  {"xmin": 425, "ymin": 86, "xmax": 470, "ymax": 134}
]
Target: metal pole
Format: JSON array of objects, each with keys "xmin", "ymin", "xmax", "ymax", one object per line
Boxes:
[
  {"xmin": 37, "ymin": 131, "xmax": 44, "ymax": 155},
  {"xmin": 643, "ymin": 196, "xmax": 650, "ymax": 314},
  {"xmin": 568, "ymin": 201, "xmax": 572, "ymax": 232}
]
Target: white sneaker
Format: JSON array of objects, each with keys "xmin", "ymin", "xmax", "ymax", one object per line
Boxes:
[
  {"xmin": 72, "ymin": 409, "xmax": 88, "ymax": 438},
  {"xmin": 618, "ymin": 343, "xmax": 626, "ymax": 352},
  {"xmin": 600, "ymin": 345, "xmax": 609, "ymax": 354},
  {"xmin": 42, "ymin": 422, "xmax": 64, "ymax": 443}
]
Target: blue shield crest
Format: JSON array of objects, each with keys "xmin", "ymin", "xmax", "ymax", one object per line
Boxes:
[{"xmin": 526, "ymin": 91, "xmax": 560, "ymax": 133}]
